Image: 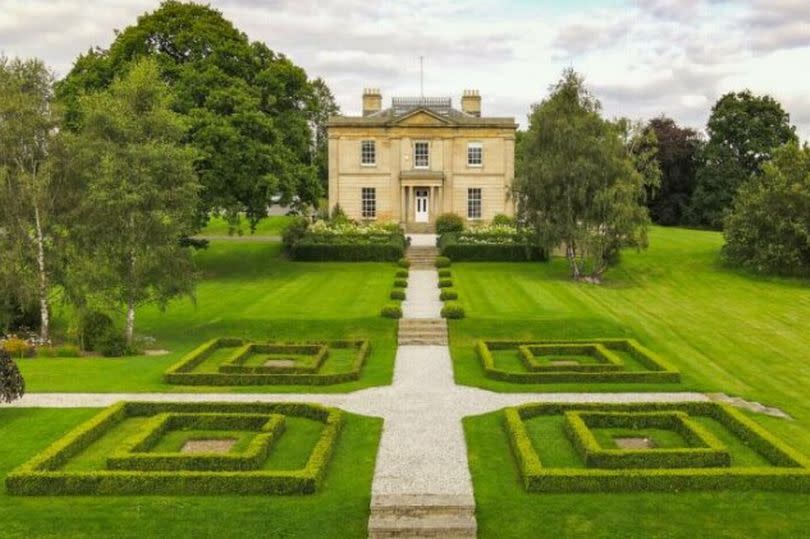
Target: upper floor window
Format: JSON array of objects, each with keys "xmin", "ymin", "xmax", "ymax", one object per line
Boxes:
[
  {"xmin": 414, "ymin": 141, "xmax": 429, "ymax": 168},
  {"xmin": 361, "ymin": 140, "xmax": 376, "ymax": 166},
  {"xmin": 467, "ymin": 188, "xmax": 482, "ymax": 219},
  {"xmin": 467, "ymin": 142, "xmax": 483, "ymax": 166},
  {"xmin": 361, "ymin": 187, "xmax": 376, "ymax": 219}
]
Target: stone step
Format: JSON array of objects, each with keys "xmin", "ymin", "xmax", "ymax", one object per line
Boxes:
[
  {"xmin": 398, "ymin": 337, "xmax": 448, "ymax": 345},
  {"xmin": 368, "ymin": 515, "xmax": 476, "ymax": 538},
  {"xmin": 371, "ymin": 495, "xmax": 475, "ymax": 519},
  {"xmin": 399, "ymin": 321, "xmax": 447, "ymax": 329}
]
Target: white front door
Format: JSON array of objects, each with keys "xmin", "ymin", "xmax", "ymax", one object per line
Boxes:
[{"xmin": 415, "ymin": 189, "xmax": 429, "ymax": 223}]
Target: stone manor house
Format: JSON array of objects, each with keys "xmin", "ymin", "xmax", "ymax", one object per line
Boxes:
[{"xmin": 327, "ymin": 88, "xmax": 517, "ymax": 231}]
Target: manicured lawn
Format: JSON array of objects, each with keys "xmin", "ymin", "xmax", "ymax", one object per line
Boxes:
[
  {"xmin": 450, "ymin": 227, "xmax": 810, "ymax": 415},
  {"xmin": 200, "ymin": 215, "xmax": 294, "ymax": 237},
  {"xmin": 0, "ymin": 407, "xmax": 382, "ymax": 538},
  {"xmin": 464, "ymin": 410, "xmax": 810, "ymax": 539},
  {"xmin": 18, "ymin": 241, "xmax": 396, "ymax": 392}
]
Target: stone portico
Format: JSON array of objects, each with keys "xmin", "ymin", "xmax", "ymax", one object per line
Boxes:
[{"xmin": 327, "ymin": 89, "xmax": 517, "ymax": 231}]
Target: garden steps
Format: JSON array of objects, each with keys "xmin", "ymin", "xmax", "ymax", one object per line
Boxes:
[
  {"xmin": 406, "ymin": 246, "xmax": 439, "ymax": 269},
  {"xmin": 398, "ymin": 319, "xmax": 448, "ymax": 345},
  {"xmin": 368, "ymin": 495, "xmax": 476, "ymax": 538}
]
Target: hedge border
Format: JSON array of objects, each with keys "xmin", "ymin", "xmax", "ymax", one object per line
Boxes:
[
  {"xmin": 503, "ymin": 401, "xmax": 810, "ymax": 493},
  {"xmin": 564, "ymin": 411, "xmax": 730, "ymax": 469},
  {"xmin": 6, "ymin": 401, "xmax": 343, "ymax": 496},
  {"xmin": 218, "ymin": 344, "xmax": 329, "ymax": 375},
  {"xmin": 517, "ymin": 343, "xmax": 625, "ymax": 373},
  {"xmin": 477, "ymin": 339, "xmax": 680, "ymax": 384},
  {"xmin": 164, "ymin": 339, "xmax": 370, "ymax": 386},
  {"xmin": 106, "ymin": 413, "xmax": 286, "ymax": 472}
]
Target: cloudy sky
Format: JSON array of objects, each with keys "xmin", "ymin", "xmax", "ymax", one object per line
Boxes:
[{"xmin": 1, "ymin": 0, "xmax": 809, "ymax": 138}]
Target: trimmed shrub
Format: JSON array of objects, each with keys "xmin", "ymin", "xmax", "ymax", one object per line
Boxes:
[
  {"xmin": 0, "ymin": 350, "xmax": 25, "ymax": 403},
  {"xmin": 380, "ymin": 303, "xmax": 403, "ymax": 319},
  {"xmin": 291, "ymin": 242, "xmax": 405, "ymax": 262},
  {"xmin": 435, "ymin": 213, "xmax": 464, "ymax": 234},
  {"xmin": 393, "ymin": 279, "xmax": 408, "ymax": 288},
  {"xmin": 164, "ymin": 339, "xmax": 371, "ymax": 386},
  {"xmin": 390, "ymin": 289, "xmax": 406, "ymax": 301},
  {"xmin": 5, "ymin": 401, "xmax": 344, "ymax": 496},
  {"xmin": 441, "ymin": 302, "xmax": 465, "ymax": 319},
  {"xmin": 76, "ymin": 310, "xmax": 115, "ymax": 352},
  {"xmin": 97, "ymin": 330, "xmax": 133, "ymax": 358},
  {"xmin": 395, "ymin": 269, "xmax": 409, "ymax": 278},
  {"xmin": 476, "ymin": 339, "xmax": 680, "ymax": 384},
  {"xmin": 397, "ymin": 258, "xmax": 411, "ymax": 268},
  {"xmin": 281, "ymin": 215, "xmax": 310, "ymax": 253},
  {"xmin": 503, "ymin": 401, "xmax": 810, "ymax": 493},
  {"xmin": 218, "ymin": 344, "xmax": 329, "ymax": 375},
  {"xmin": 434, "ymin": 256, "xmax": 451, "ymax": 268},
  {"xmin": 441, "ymin": 242, "xmax": 546, "ymax": 262},
  {"xmin": 437, "ymin": 269, "xmax": 451, "ymax": 278},
  {"xmin": 439, "ymin": 289, "xmax": 458, "ymax": 301},
  {"xmin": 438, "ymin": 278, "xmax": 453, "ymax": 288}
]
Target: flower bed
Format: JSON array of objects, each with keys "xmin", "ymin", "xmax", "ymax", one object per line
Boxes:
[
  {"xmin": 285, "ymin": 219, "xmax": 407, "ymax": 261},
  {"xmin": 438, "ymin": 225, "xmax": 545, "ymax": 262}
]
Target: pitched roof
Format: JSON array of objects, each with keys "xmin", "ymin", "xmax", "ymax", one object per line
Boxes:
[{"xmin": 327, "ymin": 97, "xmax": 516, "ymax": 128}]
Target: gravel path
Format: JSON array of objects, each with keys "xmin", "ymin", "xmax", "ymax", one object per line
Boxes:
[{"xmin": 402, "ymin": 270, "xmax": 443, "ymax": 319}]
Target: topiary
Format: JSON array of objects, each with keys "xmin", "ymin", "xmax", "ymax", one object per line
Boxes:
[
  {"xmin": 395, "ymin": 269, "xmax": 409, "ymax": 278},
  {"xmin": 380, "ymin": 303, "xmax": 403, "ymax": 319},
  {"xmin": 77, "ymin": 310, "xmax": 115, "ymax": 352},
  {"xmin": 441, "ymin": 301, "xmax": 465, "ymax": 319},
  {"xmin": 0, "ymin": 349, "xmax": 25, "ymax": 403},
  {"xmin": 492, "ymin": 214, "xmax": 516, "ymax": 226},
  {"xmin": 397, "ymin": 258, "xmax": 411, "ymax": 268},
  {"xmin": 438, "ymin": 278, "xmax": 453, "ymax": 288},
  {"xmin": 438, "ymin": 269, "xmax": 451, "ymax": 278},
  {"xmin": 393, "ymin": 279, "xmax": 408, "ymax": 288},
  {"xmin": 435, "ymin": 256, "xmax": 451, "ymax": 268},
  {"xmin": 440, "ymin": 289, "xmax": 458, "ymax": 301},
  {"xmin": 390, "ymin": 289, "xmax": 406, "ymax": 300},
  {"xmin": 436, "ymin": 213, "xmax": 464, "ymax": 234}
]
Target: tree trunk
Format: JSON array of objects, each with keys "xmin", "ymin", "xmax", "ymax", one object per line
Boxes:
[
  {"xmin": 566, "ymin": 242, "xmax": 581, "ymax": 280},
  {"xmin": 33, "ymin": 203, "xmax": 50, "ymax": 342},
  {"xmin": 125, "ymin": 298, "xmax": 135, "ymax": 345}
]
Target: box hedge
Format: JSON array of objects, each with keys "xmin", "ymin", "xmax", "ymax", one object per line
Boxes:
[
  {"xmin": 164, "ymin": 339, "xmax": 370, "ymax": 386},
  {"xmin": 503, "ymin": 401, "xmax": 810, "ymax": 493},
  {"xmin": 6, "ymin": 401, "xmax": 343, "ymax": 496},
  {"xmin": 218, "ymin": 344, "xmax": 329, "ymax": 375},
  {"xmin": 517, "ymin": 343, "xmax": 625, "ymax": 373},
  {"xmin": 477, "ymin": 339, "xmax": 680, "ymax": 384}
]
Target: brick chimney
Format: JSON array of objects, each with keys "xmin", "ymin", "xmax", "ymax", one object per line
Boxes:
[
  {"xmin": 362, "ymin": 88, "xmax": 382, "ymax": 116},
  {"xmin": 461, "ymin": 89, "xmax": 481, "ymax": 117}
]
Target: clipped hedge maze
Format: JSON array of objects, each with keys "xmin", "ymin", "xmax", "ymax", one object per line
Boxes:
[
  {"xmin": 6, "ymin": 401, "xmax": 343, "ymax": 496},
  {"xmin": 504, "ymin": 402, "xmax": 810, "ymax": 493},
  {"xmin": 477, "ymin": 339, "xmax": 680, "ymax": 383},
  {"xmin": 164, "ymin": 338, "xmax": 370, "ymax": 385}
]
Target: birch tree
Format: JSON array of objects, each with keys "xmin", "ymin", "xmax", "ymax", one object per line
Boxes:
[
  {"xmin": 69, "ymin": 59, "xmax": 199, "ymax": 344},
  {"xmin": 0, "ymin": 57, "xmax": 61, "ymax": 340}
]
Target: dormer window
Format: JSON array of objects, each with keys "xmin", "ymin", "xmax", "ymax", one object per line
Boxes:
[{"xmin": 414, "ymin": 141, "xmax": 429, "ymax": 168}]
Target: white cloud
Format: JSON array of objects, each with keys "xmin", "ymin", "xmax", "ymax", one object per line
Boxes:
[{"xmin": 0, "ymin": 0, "xmax": 808, "ymax": 139}]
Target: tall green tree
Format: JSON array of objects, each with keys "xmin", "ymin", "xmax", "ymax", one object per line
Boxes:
[
  {"xmin": 0, "ymin": 349, "xmax": 25, "ymax": 403},
  {"xmin": 643, "ymin": 116, "xmax": 702, "ymax": 226},
  {"xmin": 515, "ymin": 69, "xmax": 654, "ymax": 281},
  {"xmin": 723, "ymin": 142, "xmax": 810, "ymax": 277},
  {"xmin": 0, "ymin": 56, "xmax": 64, "ymax": 340},
  {"xmin": 68, "ymin": 59, "xmax": 200, "ymax": 344},
  {"xmin": 309, "ymin": 77, "xmax": 340, "ymax": 191},
  {"xmin": 690, "ymin": 91, "xmax": 797, "ymax": 229},
  {"xmin": 57, "ymin": 0, "xmax": 322, "ymax": 230}
]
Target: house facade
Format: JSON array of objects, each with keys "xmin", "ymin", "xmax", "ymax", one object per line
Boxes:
[{"xmin": 327, "ymin": 88, "xmax": 517, "ymax": 231}]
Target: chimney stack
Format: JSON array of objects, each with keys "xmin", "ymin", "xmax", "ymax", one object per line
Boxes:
[
  {"xmin": 362, "ymin": 88, "xmax": 382, "ymax": 116},
  {"xmin": 461, "ymin": 89, "xmax": 481, "ymax": 117}
]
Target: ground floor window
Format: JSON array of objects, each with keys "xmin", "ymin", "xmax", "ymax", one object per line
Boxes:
[
  {"xmin": 467, "ymin": 188, "xmax": 482, "ymax": 219},
  {"xmin": 361, "ymin": 187, "xmax": 376, "ymax": 219}
]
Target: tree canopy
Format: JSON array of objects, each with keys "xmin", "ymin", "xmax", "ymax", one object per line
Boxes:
[
  {"xmin": 66, "ymin": 59, "xmax": 200, "ymax": 343},
  {"xmin": 723, "ymin": 142, "xmax": 810, "ymax": 277},
  {"xmin": 515, "ymin": 69, "xmax": 655, "ymax": 281},
  {"xmin": 642, "ymin": 116, "xmax": 702, "ymax": 226},
  {"xmin": 690, "ymin": 91, "xmax": 797, "ymax": 229},
  {"xmin": 57, "ymin": 0, "xmax": 323, "ymax": 229}
]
